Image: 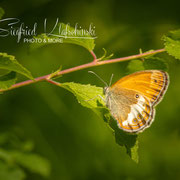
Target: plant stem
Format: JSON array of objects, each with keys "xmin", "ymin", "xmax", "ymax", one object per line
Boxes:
[
  {"xmin": 1, "ymin": 48, "xmax": 165, "ymax": 92},
  {"xmin": 90, "ymin": 50, "xmax": 97, "ymax": 60},
  {"xmin": 46, "ymin": 79, "xmax": 61, "ymax": 86}
]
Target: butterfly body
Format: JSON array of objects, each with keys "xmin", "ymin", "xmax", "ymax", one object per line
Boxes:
[{"xmin": 105, "ymin": 70, "xmax": 169, "ymax": 133}]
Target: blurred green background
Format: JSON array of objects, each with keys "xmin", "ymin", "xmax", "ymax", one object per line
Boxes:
[{"xmin": 0, "ymin": 0, "xmax": 180, "ymax": 179}]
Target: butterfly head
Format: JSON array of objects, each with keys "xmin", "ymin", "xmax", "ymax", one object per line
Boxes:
[
  {"xmin": 88, "ymin": 71, "xmax": 114, "ymax": 95},
  {"xmin": 104, "ymin": 86, "xmax": 110, "ymax": 95}
]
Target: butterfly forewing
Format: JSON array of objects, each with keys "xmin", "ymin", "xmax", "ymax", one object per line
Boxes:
[{"xmin": 111, "ymin": 70, "xmax": 169, "ymax": 106}]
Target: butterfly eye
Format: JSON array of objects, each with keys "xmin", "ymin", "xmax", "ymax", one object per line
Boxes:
[
  {"xmin": 135, "ymin": 94, "xmax": 139, "ymax": 98},
  {"xmin": 154, "ymin": 79, "xmax": 157, "ymax": 83}
]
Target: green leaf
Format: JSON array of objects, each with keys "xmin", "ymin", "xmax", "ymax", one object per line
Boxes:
[
  {"xmin": 163, "ymin": 29, "xmax": 180, "ymax": 60},
  {"xmin": 116, "ymin": 131, "xmax": 139, "ymax": 163},
  {"xmin": 61, "ymin": 82, "xmax": 105, "ymax": 109},
  {"xmin": 127, "ymin": 57, "xmax": 168, "ymax": 74},
  {"xmin": 144, "ymin": 57, "xmax": 168, "ymax": 71},
  {"xmin": 30, "ymin": 23, "xmax": 96, "ymax": 51},
  {"xmin": 59, "ymin": 23, "xmax": 95, "ymax": 51},
  {"xmin": 0, "ymin": 72, "xmax": 17, "ymax": 90},
  {"xmin": 0, "ymin": 53, "xmax": 33, "ymax": 79},
  {"xmin": 105, "ymin": 113, "xmax": 139, "ymax": 163},
  {"xmin": 0, "ymin": 7, "xmax": 4, "ymax": 19},
  {"xmin": 127, "ymin": 59, "xmax": 144, "ymax": 73},
  {"xmin": 10, "ymin": 151, "xmax": 50, "ymax": 177},
  {"xmin": 60, "ymin": 82, "xmax": 139, "ymax": 162}
]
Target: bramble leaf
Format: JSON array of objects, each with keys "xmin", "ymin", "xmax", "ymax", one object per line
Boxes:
[
  {"xmin": 105, "ymin": 112, "xmax": 139, "ymax": 163},
  {"xmin": 127, "ymin": 57, "xmax": 168, "ymax": 74},
  {"xmin": 58, "ymin": 23, "xmax": 96, "ymax": 51},
  {"xmin": 60, "ymin": 82, "xmax": 104, "ymax": 109},
  {"xmin": 144, "ymin": 57, "xmax": 168, "ymax": 71},
  {"xmin": 0, "ymin": 71, "xmax": 17, "ymax": 90},
  {"xmin": 163, "ymin": 29, "xmax": 180, "ymax": 60},
  {"xmin": 30, "ymin": 23, "xmax": 96, "ymax": 51},
  {"xmin": 0, "ymin": 53, "xmax": 33, "ymax": 79},
  {"xmin": 60, "ymin": 82, "xmax": 139, "ymax": 162}
]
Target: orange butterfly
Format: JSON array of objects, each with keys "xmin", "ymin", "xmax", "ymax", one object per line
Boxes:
[{"xmin": 104, "ymin": 70, "xmax": 169, "ymax": 133}]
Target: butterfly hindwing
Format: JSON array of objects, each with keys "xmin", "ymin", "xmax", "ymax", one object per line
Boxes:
[
  {"xmin": 120, "ymin": 93, "xmax": 155, "ymax": 133},
  {"xmin": 106, "ymin": 86, "xmax": 154, "ymax": 133}
]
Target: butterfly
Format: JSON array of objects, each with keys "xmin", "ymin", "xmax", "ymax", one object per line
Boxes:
[{"xmin": 104, "ymin": 70, "xmax": 169, "ymax": 133}]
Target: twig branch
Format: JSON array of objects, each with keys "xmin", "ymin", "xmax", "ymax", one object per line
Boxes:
[
  {"xmin": 0, "ymin": 48, "xmax": 165, "ymax": 92},
  {"xmin": 90, "ymin": 50, "xmax": 97, "ymax": 61},
  {"xmin": 46, "ymin": 79, "xmax": 61, "ymax": 86}
]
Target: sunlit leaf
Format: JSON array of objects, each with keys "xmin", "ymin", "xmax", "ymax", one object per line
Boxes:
[
  {"xmin": 60, "ymin": 82, "xmax": 139, "ymax": 162},
  {"xmin": 0, "ymin": 53, "xmax": 33, "ymax": 79},
  {"xmin": 163, "ymin": 29, "xmax": 180, "ymax": 60},
  {"xmin": 0, "ymin": 71, "xmax": 17, "ymax": 90},
  {"xmin": 30, "ymin": 23, "xmax": 96, "ymax": 51},
  {"xmin": 61, "ymin": 82, "xmax": 104, "ymax": 108}
]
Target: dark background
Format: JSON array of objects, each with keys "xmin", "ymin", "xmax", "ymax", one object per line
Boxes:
[{"xmin": 0, "ymin": 0, "xmax": 180, "ymax": 179}]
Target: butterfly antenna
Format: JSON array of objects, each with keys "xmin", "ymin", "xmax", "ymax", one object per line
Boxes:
[
  {"xmin": 109, "ymin": 74, "xmax": 114, "ymax": 86},
  {"xmin": 88, "ymin": 71, "xmax": 108, "ymax": 87}
]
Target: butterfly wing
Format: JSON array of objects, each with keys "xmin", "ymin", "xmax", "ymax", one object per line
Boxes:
[
  {"xmin": 106, "ymin": 86, "xmax": 155, "ymax": 133},
  {"xmin": 111, "ymin": 70, "xmax": 169, "ymax": 106},
  {"xmin": 106, "ymin": 70, "xmax": 169, "ymax": 133}
]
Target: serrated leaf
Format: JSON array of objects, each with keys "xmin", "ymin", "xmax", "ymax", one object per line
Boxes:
[
  {"xmin": 30, "ymin": 23, "xmax": 96, "ymax": 51},
  {"xmin": 106, "ymin": 114, "xmax": 139, "ymax": 163},
  {"xmin": 0, "ymin": 161, "xmax": 25, "ymax": 180},
  {"xmin": 0, "ymin": 53, "xmax": 33, "ymax": 79},
  {"xmin": 60, "ymin": 82, "xmax": 139, "ymax": 162},
  {"xmin": 163, "ymin": 29, "xmax": 180, "ymax": 60},
  {"xmin": 0, "ymin": 7, "xmax": 4, "ymax": 19},
  {"xmin": 59, "ymin": 23, "xmax": 95, "ymax": 51},
  {"xmin": 127, "ymin": 57, "xmax": 168, "ymax": 74},
  {"xmin": 144, "ymin": 57, "xmax": 168, "ymax": 71},
  {"xmin": 0, "ymin": 71, "xmax": 17, "ymax": 90},
  {"xmin": 60, "ymin": 82, "xmax": 105, "ymax": 109},
  {"xmin": 10, "ymin": 151, "xmax": 50, "ymax": 177}
]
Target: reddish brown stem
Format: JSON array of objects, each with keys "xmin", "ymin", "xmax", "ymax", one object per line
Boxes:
[
  {"xmin": 1, "ymin": 48, "xmax": 165, "ymax": 92},
  {"xmin": 90, "ymin": 50, "xmax": 97, "ymax": 61}
]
